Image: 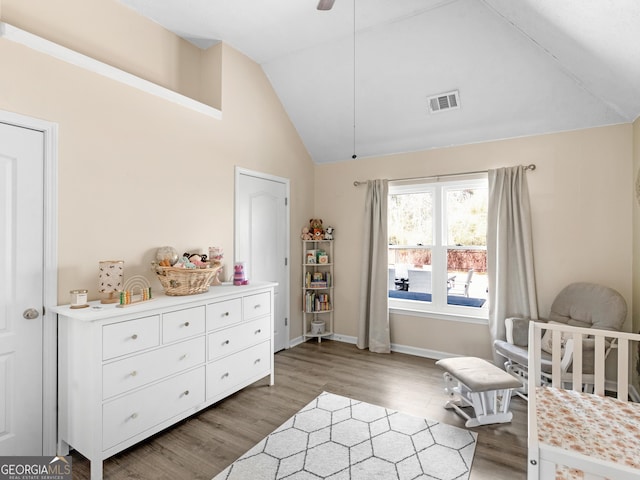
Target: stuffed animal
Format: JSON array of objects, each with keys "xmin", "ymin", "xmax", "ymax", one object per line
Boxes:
[
  {"xmin": 309, "ymin": 218, "xmax": 324, "ymax": 238},
  {"xmin": 324, "ymin": 226, "xmax": 334, "ymax": 240},
  {"xmin": 301, "ymin": 226, "xmax": 313, "ymax": 240},
  {"xmin": 184, "ymin": 252, "xmax": 209, "ymax": 268}
]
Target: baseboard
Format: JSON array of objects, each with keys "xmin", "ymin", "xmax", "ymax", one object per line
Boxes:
[
  {"xmin": 288, "ymin": 336, "xmax": 306, "ymax": 348},
  {"xmin": 389, "ymin": 343, "xmax": 457, "ymax": 360},
  {"xmin": 329, "ymin": 333, "xmax": 357, "ymax": 344},
  {"xmin": 287, "ymin": 333, "xmax": 457, "ymax": 361}
]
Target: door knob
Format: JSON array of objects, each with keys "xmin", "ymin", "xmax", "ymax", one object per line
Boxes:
[{"xmin": 23, "ymin": 308, "xmax": 40, "ymax": 320}]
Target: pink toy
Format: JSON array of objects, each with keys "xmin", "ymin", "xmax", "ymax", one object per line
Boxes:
[{"xmin": 233, "ymin": 262, "xmax": 248, "ymax": 285}]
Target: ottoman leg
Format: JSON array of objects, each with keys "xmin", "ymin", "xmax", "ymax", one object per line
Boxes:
[
  {"xmin": 441, "ymin": 373, "xmax": 515, "ymax": 427},
  {"xmin": 442, "ymin": 372, "xmax": 473, "ymax": 424},
  {"xmin": 465, "ymin": 389, "xmax": 514, "ymax": 428}
]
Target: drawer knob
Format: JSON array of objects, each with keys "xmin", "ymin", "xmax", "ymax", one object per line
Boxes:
[
  {"xmin": 222, "ymin": 312, "xmax": 229, "ymax": 317},
  {"xmin": 254, "ymin": 304, "xmax": 261, "ymax": 309},
  {"xmin": 130, "ymin": 370, "xmax": 138, "ymax": 377},
  {"xmin": 180, "ymin": 354, "xmax": 188, "ymax": 361},
  {"xmin": 221, "ymin": 372, "xmax": 229, "ymax": 379},
  {"xmin": 130, "ymin": 413, "xmax": 138, "ymax": 420},
  {"xmin": 131, "ymin": 334, "xmax": 138, "ymax": 340},
  {"xmin": 182, "ymin": 390, "xmax": 190, "ymax": 397},
  {"xmin": 255, "ymin": 329, "xmax": 261, "ymax": 334},
  {"xmin": 222, "ymin": 340, "xmax": 230, "ymax": 346},
  {"xmin": 183, "ymin": 321, "xmax": 190, "ymax": 327},
  {"xmin": 254, "ymin": 358, "xmax": 261, "ymax": 364}
]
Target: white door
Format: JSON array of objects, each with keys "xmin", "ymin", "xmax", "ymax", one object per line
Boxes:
[
  {"xmin": 0, "ymin": 122, "xmax": 45, "ymax": 455},
  {"xmin": 235, "ymin": 168, "xmax": 290, "ymax": 352}
]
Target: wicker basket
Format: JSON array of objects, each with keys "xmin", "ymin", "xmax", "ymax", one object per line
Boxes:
[{"xmin": 155, "ymin": 266, "xmax": 221, "ymax": 296}]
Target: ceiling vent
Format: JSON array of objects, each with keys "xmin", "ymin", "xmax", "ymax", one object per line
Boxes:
[{"xmin": 428, "ymin": 90, "xmax": 460, "ymax": 114}]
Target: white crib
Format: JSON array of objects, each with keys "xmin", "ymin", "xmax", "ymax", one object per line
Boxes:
[{"xmin": 527, "ymin": 321, "xmax": 640, "ymax": 480}]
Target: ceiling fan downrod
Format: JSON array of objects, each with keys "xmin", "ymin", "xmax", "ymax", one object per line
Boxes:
[{"xmin": 317, "ymin": 0, "xmax": 335, "ymax": 11}]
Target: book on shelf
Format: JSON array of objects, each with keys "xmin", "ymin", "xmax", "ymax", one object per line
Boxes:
[
  {"xmin": 304, "ymin": 291, "xmax": 331, "ymax": 312},
  {"xmin": 306, "ymin": 250, "xmax": 317, "ymax": 264},
  {"xmin": 306, "ymin": 271, "xmax": 331, "ymax": 288},
  {"xmin": 306, "ymin": 248, "xmax": 329, "ymax": 264}
]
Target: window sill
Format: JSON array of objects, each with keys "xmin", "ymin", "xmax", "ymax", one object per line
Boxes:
[{"xmin": 389, "ymin": 305, "xmax": 489, "ymax": 325}]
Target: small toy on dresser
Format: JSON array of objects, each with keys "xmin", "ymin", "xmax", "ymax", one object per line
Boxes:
[
  {"xmin": 234, "ymin": 262, "xmax": 249, "ymax": 285},
  {"xmin": 208, "ymin": 247, "xmax": 224, "ymax": 285},
  {"xmin": 184, "ymin": 252, "xmax": 209, "ymax": 268}
]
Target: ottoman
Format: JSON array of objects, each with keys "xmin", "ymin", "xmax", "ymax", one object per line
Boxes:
[{"xmin": 436, "ymin": 356, "xmax": 522, "ymax": 428}]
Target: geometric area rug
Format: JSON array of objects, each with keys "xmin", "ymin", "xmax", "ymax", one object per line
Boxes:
[{"xmin": 213, "ymin": 391, "xmax": 477, "ymax": 480}]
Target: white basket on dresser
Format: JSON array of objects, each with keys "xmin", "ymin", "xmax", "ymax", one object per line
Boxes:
[{"xmin": 52, "ymin": 281, "xmax": 276, "ymax": 480}]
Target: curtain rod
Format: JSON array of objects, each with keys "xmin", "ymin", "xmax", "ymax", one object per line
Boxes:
[{"xmin": 352, "ymin": 163, "xmax": 536, "ymax": 186}]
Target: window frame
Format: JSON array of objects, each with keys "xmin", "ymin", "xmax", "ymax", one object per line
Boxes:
[{"xmin": 388, "ymin": 175, "xmax": 489, "ymax": 323}]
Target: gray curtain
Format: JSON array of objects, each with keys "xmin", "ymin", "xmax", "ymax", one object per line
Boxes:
[
  {"xmin": 357, "ymin": 179, "xmax": 391, "ymax": 353},
  {"xmin": 487, "ymin": 166, "xmax": 538, "ymax": 365}
]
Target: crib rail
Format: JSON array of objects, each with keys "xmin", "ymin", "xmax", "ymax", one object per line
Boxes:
[
  {"xmin": 528, "ymin": 322, "xmax": 639, "ymax": 399},
  {"xmin": 527, "ymin": 322, "xmax": 640, "ymax": 479}
]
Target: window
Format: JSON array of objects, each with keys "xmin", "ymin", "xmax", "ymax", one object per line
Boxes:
[{"xmin": 388, "ymin": 175, "xmax": 488, "ymax": 318}]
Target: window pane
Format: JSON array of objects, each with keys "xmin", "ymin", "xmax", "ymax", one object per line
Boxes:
[
  {"xmin": 446, "ymin": 187, "xmax": 487, "ymax": 246},
  {"xmin": 446, "ymin": 249, "xmax": 487, "ymax": 308},
  {"xmin": 388, "ymin": 192, "xmax": 432, "ymax": 246},
  {"xmin": 388, "ymin": 177, "xmax": 488, "ymax": 315},
  {"xmin": 388, "ymin": 248, "xmax": 432, "ymax": 301}
]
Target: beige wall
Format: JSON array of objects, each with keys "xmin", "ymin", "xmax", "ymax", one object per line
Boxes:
[
  {"xmin": 0, "ymin": 0, "xmax": 313, "ymax": 340},
  {"xmin": 1, "ymin": 0, "xmax": 209, "ymax": 105},
  {"xmin": 315, "ymin": 125, "xmax": 634, "ymax": 358},
  {"xmin": 1, "ymin": 0, "xmax": 637, "ymax": 353}
]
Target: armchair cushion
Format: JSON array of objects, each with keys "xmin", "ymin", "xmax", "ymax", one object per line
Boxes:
[
  {"xmin": 548, "ymin": 282, "xmax": 627, "ymax": 330},
  {"xmin": 506, "ymin": 317, "xmax": 543, "ymax": 346},
  {"xmin": 540, "ymin": 321, "xmax": 570, "ymax": 355}
]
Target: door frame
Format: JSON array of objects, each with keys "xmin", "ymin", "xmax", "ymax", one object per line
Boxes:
[
  {"xmin": 0, "ymin": 109, "xmax": 58, "ymax": 455},
  {"xmin": 234, "ymin": 167, "xmax": 290, "ymax": 349}
]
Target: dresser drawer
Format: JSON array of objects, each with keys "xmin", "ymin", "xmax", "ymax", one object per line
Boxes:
[
  {"xmin": 103, "ymin": 316, "xmax": 160, "ymax": 360},
  {"xmin": 243, "ymin": 292, "xmax": 271, "ymax": 321},
  {"xmin": 206, "ymin": 341, "xmax": 271, "ymax": 400},
  {"xmin": 206, "ymin": 298, "xmax": 242, "ymax": 330},
  {"xmin": 162, "ymin": 306, "xmax": 205, "ymax": 344},
  {"xmin": 103, "ymin": 337, "xmax": 205, "ymax": 399},
  {"xmin": 207, "ymin": 316, "xmax": 270, "ymax": 361},
  {"xmin": 102, "ymin": 367, "xmax": 205, "ymax": 450}
]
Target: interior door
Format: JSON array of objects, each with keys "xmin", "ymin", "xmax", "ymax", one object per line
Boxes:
[
  {"xmin": 0, "ymin": 122, "xmax": 45, "ymax": 455},
  {"xmin": 235, "ymin": 168, "xmax": 290, "ymax": 352}
]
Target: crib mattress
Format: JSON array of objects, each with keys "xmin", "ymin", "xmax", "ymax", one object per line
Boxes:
[{"xmin": 536, "ymin": 386, "xmax": 640, "ymax": 479}]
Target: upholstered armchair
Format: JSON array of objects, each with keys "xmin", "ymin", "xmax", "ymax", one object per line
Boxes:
[{"xmin": 493, "ymin": 282, "xmax": 627, "ymax": 399}]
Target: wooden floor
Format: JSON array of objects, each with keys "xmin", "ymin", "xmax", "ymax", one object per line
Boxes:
[{"xmin": 71, "ymin": 340, "xmax": 528, "ymax": 479}]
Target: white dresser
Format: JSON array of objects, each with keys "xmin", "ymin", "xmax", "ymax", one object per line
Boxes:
[{"xmin": 53, "ymin": 282, "xmax": 276, "ymax": 480}]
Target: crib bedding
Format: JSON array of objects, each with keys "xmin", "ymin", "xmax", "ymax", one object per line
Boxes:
[{"xmin": 536, "ymin": 386, "xmax": 640, "ymax": 479}]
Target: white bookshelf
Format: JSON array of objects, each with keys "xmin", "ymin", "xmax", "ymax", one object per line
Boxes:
[{"xmin": 302, "ymin": 239, "xmax": 334, "ymax": 342}]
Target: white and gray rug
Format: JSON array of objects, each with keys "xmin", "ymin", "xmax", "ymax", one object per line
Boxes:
[{"xmin": 213, "ymin": 391, "xmax": 477, "ymax": 480}]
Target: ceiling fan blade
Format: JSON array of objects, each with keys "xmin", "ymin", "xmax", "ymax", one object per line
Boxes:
[{"xmin": 317, "ymin": 0, "xmax": 335, "ymax": 10}]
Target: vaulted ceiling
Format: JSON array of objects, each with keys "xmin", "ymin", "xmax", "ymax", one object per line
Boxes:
[{"xmin": 118, "ymin": 0, "xmax": 640, "ymax": 164}]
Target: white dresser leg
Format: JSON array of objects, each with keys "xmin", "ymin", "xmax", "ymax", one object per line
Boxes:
[
  {"xmin": 90, "ymin": 459, "xmax": 103, "ymax": 480},
  {"xmin": 57, "ymin": 439, "xmax": 70, "ymax": 456}
]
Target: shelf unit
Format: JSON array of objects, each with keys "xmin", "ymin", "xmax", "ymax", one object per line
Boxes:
[{"xmin": 302, "ymin": 239, "xmax": 334, "ymax": 342}]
